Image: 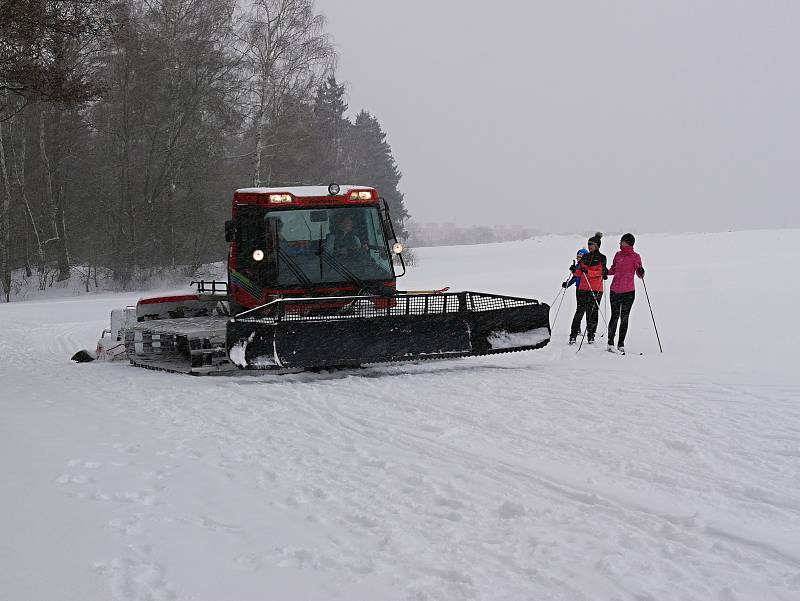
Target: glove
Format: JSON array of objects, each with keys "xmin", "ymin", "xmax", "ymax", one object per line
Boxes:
[
  {"xmin": 561, "ymin": 281, "xmax": 568, "ymax": 288},
  {"xmin": 637, "ymin": 267, "xmax": 645, "ymax": 277},
  {"xmin": 569, "ymin": 264, "xmax": 577, "ymax": 274}
]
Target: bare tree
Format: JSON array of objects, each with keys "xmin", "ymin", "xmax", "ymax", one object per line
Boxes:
[
  {"xmin": 1, "ymin": 110, "xmax": 47, "ymax": 276},
  {"xmin": 92, "ymin": 0, "xmax": 241, "ymax": 277},
  {"xmin": 0, "ymin": 0, "xmax": 109, "ymax": 119},
  {"xmin": 38, "ymin": 105, "xmax": 72, "ymax": 280},
  {"xmin": 242, "ymin": 0, "xmax": 333, "ymax": 186},
  {"xmin": 1, "ymin": 0, "xmax": 111, "ymax": 288},
  {"xmin": 0, "ymin": 117, "xmax": 11, "ymax": 300}
]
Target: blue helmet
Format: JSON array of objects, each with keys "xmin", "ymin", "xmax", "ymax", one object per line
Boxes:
[{"xmin": 576, "ymin": 248, "xmax": 589, "ymax": 257}]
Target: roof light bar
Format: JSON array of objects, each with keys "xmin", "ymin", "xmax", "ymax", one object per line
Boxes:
[
  {"xmin": 349, "ymin": 190, "xmax": 373, "ymax": 200},
  {"xmin": 268, "ymin": 193, "xmax": 292, "ymax": 204}
]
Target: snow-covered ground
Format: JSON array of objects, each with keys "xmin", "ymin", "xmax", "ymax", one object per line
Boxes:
[{"xmin": 2, "ymin": 230, "xmax": 799, "ymax": 601}]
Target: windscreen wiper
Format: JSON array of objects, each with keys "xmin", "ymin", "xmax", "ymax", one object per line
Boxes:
[
  {"xmin": 319, "ymin": 250, "xmax": 393, "ymax": 296},
  {"xmin": 277, "ymin": 248, "xmax": 313, "ymax": 287}
]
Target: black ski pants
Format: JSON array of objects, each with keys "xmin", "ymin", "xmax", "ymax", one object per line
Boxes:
[
  {"xmin": 608, "ymin": 290, "xmax": 635, "ymax": 346},
  {"xmin": 571, "ymin": 290, "xmax": 603, "ymax": 338}
]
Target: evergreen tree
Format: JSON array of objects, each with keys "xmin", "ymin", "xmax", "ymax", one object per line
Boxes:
[
  {"xmin": 255, "ymin": 96, "xmax": 317, "ymax": 186},
  {"xmin": 343, "ymin": 110, "xmax": 409, "ymax": 237},
  {"xmin": 309, "ymin": 76, "xmax": 347, "ymax": 183}
]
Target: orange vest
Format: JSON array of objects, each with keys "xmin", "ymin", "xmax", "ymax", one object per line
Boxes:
[{"xmin": 576, "ymin": 253, "xmax": 606, "ymax": 292}]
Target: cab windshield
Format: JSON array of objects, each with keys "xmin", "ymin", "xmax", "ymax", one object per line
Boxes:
[{"xmin": 238, "ymin": 205, "xmax": 394, "ymax": 287}]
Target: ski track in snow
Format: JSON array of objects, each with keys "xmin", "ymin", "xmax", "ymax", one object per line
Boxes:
[{"xmin": 2, "ymin": 231, "xmax": 800, "ymax": 601}]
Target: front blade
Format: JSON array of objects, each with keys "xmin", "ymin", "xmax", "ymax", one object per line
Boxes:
[{"xmin": 227, "ymin": 291, "xmax": 550, "ymax": 370}]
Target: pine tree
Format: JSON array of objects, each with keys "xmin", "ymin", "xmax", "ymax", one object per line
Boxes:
[
  {"xmin": 343, "ymin": 111, "xmax": 409, "ymax": 237},
  {"xmin": 309, "ymin": 76, "xmax": 347, "ymax": 183},
  {"xmin": 255, "ymin": 96, "xmax": 317, "ymax": 186}
]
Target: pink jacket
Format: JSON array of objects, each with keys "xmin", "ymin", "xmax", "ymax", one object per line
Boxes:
[{"xmin": 608, "ymin": 246, "xmax": 643, "ymax": 293}]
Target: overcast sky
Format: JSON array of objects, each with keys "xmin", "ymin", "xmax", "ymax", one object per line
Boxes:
[{"xmin": 321, "ymin": 0, "xmax": 799, "ymax": 232}]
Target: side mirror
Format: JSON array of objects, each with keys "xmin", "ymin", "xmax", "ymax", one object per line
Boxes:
[{"xmin": 224, "ymin": 220, "xmax": 236, "ymax": 243}]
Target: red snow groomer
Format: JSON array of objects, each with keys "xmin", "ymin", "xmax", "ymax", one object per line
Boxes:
[{"xmin": 89, "ymin": 184, "xmax": 550, "ymax": 374}]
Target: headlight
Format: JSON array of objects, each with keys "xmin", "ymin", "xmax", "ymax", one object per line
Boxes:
[
  {"xmin": 252, "ymin": 249, "xmax": 265, "ymax": 261},
  {"xmin": 392, "ymin": 242, "xmax": 404, "ymax": 254}
]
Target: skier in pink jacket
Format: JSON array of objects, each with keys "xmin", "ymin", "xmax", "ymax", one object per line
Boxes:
[{"xmin": 606, "ymin": 233, "xmax": 645, "ymax": 353}]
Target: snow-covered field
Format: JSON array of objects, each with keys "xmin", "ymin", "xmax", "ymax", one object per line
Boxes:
[{"xmin": 2, "ymin": 230, "xmax": 799, "ymax": 601}]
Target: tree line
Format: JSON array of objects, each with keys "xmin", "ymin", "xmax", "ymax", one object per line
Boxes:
[
  {"xmin": 0, "ymin": 0, "xmax": 407, "ymax": 301},
  {"xmin": 406, "ymin": 221, "xmax": 541, "ymax": 248}
]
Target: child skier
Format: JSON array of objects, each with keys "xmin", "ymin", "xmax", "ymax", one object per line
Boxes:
[
  {"xmin": 606, "ymin": 233, "xmax": 645, "ymax": 354},
  {"xmin": 562, "ymin": 248, "xmax": 589, "ymax": 297}
]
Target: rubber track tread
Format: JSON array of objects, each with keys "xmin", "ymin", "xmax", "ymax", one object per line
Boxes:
[{"xmin": 128, "ymin": 339, "xmax": 549, "ymax": 376}]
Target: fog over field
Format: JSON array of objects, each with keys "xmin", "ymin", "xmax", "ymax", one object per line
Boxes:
[{"xmin": 325, "ymin": 0, "xmax": 800, "ymax": 232}]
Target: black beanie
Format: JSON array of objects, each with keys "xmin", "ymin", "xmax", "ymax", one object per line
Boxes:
[
  {"xmin": 587, "ymin": 231, "xmax": 603, "ymax": 248},
  {"xmin": 621, "ymin": 233, "xmax": 635, "ymax": 246}
]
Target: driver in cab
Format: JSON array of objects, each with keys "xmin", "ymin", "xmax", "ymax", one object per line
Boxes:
[{"xmin": 327, "ymin": 215, "xmax": 368, "ymax": 258}]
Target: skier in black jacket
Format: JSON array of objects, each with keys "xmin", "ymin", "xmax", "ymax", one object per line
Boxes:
[{"xmin": 568, "ymin": 232, "xmax": 608, "ymax": 345}]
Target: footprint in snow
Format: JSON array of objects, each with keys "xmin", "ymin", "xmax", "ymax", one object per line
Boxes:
[
  {"xmin": 663, "ymin": 439, "xmax": 695, "ymax": 453},
  {"xmin": 55, "ymin": 473, "xmax": 92, "ymax": 485},
  {"xmin": 346, "ymin": 514, "xmax": 379, "ymax": 530},
  {"xmin": 497, "ymin": 501, "xmax": 526, "ymax": 519},
  {"xmin": 95, "ymin": 556, "xmax": 177, "ymax": 601},
  {"xmin": 435, "ymin": 496, "xmax": 464, "ymax": 510},
  {"xmin": 108, "ymin": 515, "xmax": 144, "ymax": 536}
]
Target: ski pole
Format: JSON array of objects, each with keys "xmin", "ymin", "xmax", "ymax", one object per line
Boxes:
[
  {"xmin": 575, "ymin": 270, "xmax": 607, "ymax": 354},
  {"xmin": 577, "ymin": 327, "xmax": 588, "ymax": 352},
  {"xmin": 641, "ymin": 279, "xmax": 663, "ymax": 353},
  {"xmin": 550, "ymin": 286, "xmax": 568, "ymax": 331},
  {"xmin": 553, "ymin": 260, "xmax": 577, "ymax": 306},
  {"xmin": 580, "ymin": 270, "xmax": 608, "ymax": 331}
]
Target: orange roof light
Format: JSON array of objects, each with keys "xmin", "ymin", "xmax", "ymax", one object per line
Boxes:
[
  {"xmin": 349, "ymin": 190, "xmax": 373, "ymax": 200},
  {"xmin": 268, "ymin": 193, "xmax": 292, "ymax": 203}
]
